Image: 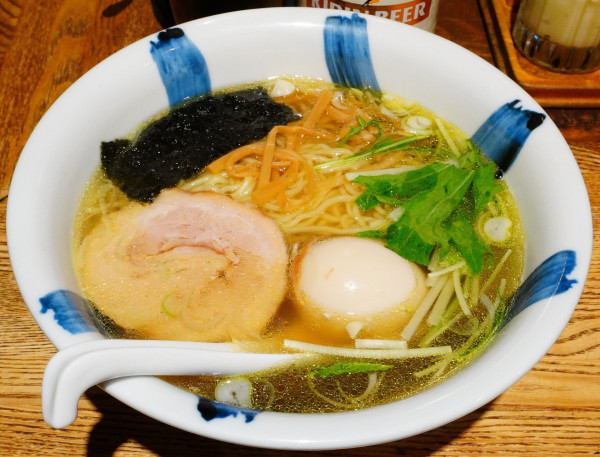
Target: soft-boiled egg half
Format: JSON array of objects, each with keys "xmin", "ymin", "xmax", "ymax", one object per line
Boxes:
[{"xmin": 292, "ymin": 236, "xmax": 428, "ymax": 340}]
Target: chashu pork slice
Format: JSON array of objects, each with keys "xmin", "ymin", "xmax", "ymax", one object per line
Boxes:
[{"xmin": 77, "ymin": 189, "xmax": 288, "ymax": 342}]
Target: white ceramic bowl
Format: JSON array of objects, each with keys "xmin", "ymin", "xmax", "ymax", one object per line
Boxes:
[{"xmin": 7, "ymin": 8, "xmax": 592, "ymax": 450}]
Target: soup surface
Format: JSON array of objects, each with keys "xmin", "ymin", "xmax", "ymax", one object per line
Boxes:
[{"xmin": 73, "ymin": 78, "xmax": 524, "ymax": 413}]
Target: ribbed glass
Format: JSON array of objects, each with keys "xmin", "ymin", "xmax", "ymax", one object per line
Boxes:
[{"xmin": 512, "ymin": 0, "xmax": 600, "ymax": 73}]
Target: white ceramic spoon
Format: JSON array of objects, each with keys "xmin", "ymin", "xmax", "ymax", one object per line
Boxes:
[{"xmin": 42, "ymin": 339, "xmax": 299, "ymax": 429}]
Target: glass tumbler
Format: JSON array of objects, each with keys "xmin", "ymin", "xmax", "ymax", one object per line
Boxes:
[{"xmin": 512, "ymin": 0, "xmax": 600, "ymax": 73}]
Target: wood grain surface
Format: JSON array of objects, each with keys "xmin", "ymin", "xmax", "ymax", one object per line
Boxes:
[{"xmin": 0, "ymin": 0, "xmax": 599, "ymax": 455}]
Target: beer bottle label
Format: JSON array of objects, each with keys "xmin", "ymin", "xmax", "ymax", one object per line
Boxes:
[{"xmin": 298, "ymin": 0, "xmax": 439, "ymax": 32}]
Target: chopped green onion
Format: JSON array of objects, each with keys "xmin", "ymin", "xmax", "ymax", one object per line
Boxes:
[
  {"xmin": 160, "ymin": 292, "xmax": 178, "ymax": 317},
  {"xmin": 215, "ymin": 377, "xmax": 253, "ymax": 408}
]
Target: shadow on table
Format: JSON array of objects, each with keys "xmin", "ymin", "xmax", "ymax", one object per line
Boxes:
[{"xmin": 85, "ymin": 386, "xmax": 488, "ymax": 457}]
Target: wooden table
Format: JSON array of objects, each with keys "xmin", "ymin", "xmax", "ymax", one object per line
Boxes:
[{"xmin": 1, "ymin": 1, "xmax": 598, "ymax": 455}]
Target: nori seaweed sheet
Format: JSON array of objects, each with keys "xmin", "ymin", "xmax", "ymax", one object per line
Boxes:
[{"xmin": 101, "ymin": 89, "xmax": 300, "ymax": 202}]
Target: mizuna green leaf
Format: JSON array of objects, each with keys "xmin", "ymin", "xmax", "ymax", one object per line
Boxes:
[
  {"xmin": 314, "ymin": 117, "xmax": 429, "ymax": 170},
  {"xmin": 353, "ymin": 152, "xmax": 501, "ymax": 274},
  {"xmin": 310, "ymin": 361, "xmax": 394, "ymax": 378}
]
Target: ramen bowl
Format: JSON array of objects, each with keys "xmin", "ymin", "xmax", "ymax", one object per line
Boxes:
[{"xmin": 7, "ymin": 8, "xmax": 591, "ymax": 450}]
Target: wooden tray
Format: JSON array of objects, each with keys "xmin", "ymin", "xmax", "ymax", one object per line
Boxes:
[{"xmin": 478, "ymin": 0, "xmax": 600, "ymax": 107}]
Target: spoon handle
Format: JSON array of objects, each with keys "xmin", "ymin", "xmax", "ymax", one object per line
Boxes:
[{"xmin": 42, "ymin": 339, "xmax": 295, "ymax": 429}]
